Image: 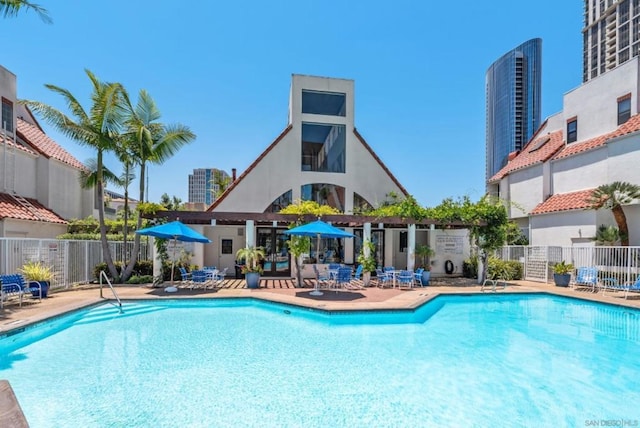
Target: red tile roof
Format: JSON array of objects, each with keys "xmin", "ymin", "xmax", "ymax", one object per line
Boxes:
[
  {"xmin": 17, "ymin": 118, "xmax": 86, "ymax": 170},
  {"xmin": 489, "ymin": 130, "xmax": 565, "ymax": 182},
  {"xmin": 530, "ymin": 188, "xmax": 595, "ymax": 215},
  {"xmin": 553, "ymin": 113, "xmax": 640, "ymax": 160},
  {"xmin": 0, "ymin": 192, "xmax": 67, "ymax": 224}
]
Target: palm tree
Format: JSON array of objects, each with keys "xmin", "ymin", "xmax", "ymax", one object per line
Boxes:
[
  {"xmin": 1, "ymin": 0, "xmax": 51, "ymax": 23},
  {"xmin": 587, "ymin": 182, "xmax": 640, "ymax": 246},
  {"xmin": 120, "ymin": 90, "xmax": 195, "ymax": 281},
  {"xmin": 211, "ymin": 169, "xmax": 231, "ymax": 200},
  {"xmin": 23, "ymin": 70, "xmax": 126, "ymax": 280},
  {"xmin": 592, "ymin": 224, "xmax": 620, "ymax": 246}
]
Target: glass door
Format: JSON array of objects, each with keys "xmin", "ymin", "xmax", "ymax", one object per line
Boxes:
[{"xmin": 256, "ymin": 228, "xmax": 291, "ymax": 276}]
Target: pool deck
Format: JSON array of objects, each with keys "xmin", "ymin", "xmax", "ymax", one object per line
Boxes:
[{"xmin": 2, "ymin": 276, "xmax": 639, "ymax": 335}]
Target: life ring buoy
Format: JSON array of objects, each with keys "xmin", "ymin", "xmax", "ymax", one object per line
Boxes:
[{"xmin": 444, "ymin": 260, "xmax": 454, "ymax": 275}]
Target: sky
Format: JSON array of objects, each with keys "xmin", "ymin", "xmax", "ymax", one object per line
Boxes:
[{"xmin": 2, "ymin": 0, "xmax": 584, "ymax": 208}]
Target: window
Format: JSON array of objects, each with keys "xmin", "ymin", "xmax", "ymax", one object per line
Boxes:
[
  {"xmin": 301, "ymin": 123, "xmax": 345, "ymax": 173},
  {"xmin": 302, "ymin": 90, "xmax": 346, "ymax": 116},
  {"xmin": 618, "ymin": 95, "xmax": 632, "ymax": 125},
  {"xmin": 221, "ymin": 239, "xmax": 233, "ymax": 255},
  {"xmin": 301, "ymin": 183, "xmax": 345, "ymax": 211},
  {"xmin": 264, "ymin": 190, "xmax": 292, "ymax": 213},
  {"xmin": 567, "ymin": 118, "xmax": 578, "ymax": 143},
  {"xmin": 1, "ymin": 98, "xmax": 13, "ymax": 133},
  {"xmin": 353, "ymin": 192, "xmax": 373, "ymax": 214}
]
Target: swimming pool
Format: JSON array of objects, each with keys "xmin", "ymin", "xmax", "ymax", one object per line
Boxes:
[{"xmin": 1, "ymin": 294, "xmax": 639, "ymax": 427}]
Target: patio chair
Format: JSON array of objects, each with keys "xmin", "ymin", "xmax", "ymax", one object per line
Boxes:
[
  {"xmin": 190, "ymin": 270, "xmax": 209, "ymax": 289},
  {"xmin": 213, "ymin": 267, "xmax": 228, "ymax": 287},
  {"xmin": 572, "ymin": 267, "xmax": 599, "ymax": 292},
  {"xmin": 349, "ymin": 265, "xmax": 365, "ymax": 289},
  {"xmin": 396, "ymin": 270, "xmax": 414, "ymax": 288},
  {"xmin": 313, "ymin": 265, "xmax": 331, "ymax": 289},
  {"xmin": 334, "ymin": 267, "xmax": 353, "ymax": 290},
  {"xmin": 328, "ymin": 263, "xmax": 341, "ymax": 270},
  {"xmin": 178, "ymin": 267, "xmax": 192, "ymax": 286},
  {"xmin": 375, "ymin": 268, "xmax": 392, "ymax": 288},
  {"xmin": 413, "ymin": 268, "xmax": 424, "ymax": 287},
  {"xmin": 601, "ymin": 275, "xmax": 640, "ymax": 299}
]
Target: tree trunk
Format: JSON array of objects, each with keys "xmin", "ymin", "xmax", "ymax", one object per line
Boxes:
[
  {"xmin": 122, "ymin": 161, "xmax": 145, "ymax": 281},
  {"xmin": 97, "ymin": 151, "xmax": 119, "ymax": 281},
  {"xmin": 612, "ymin": 205, "xmax": 630, "ymax": 246},
  {"xmin": 294, "ymin": 255, "xmax": 304, "ymax": 287}
]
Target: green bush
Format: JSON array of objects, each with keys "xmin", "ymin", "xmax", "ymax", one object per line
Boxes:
[
  {"xmin": 463, "ymin": 255, "xmax": 478, "ymax": 278},
  {"xmin": 126, "ymin": 275, "xmax": 154, "ymax": 284},
  {"xmin": 93, "ymin": 260, "xmax": 154, "ymax": 282},
  {"xmin": 486, "ymin": 258, "xmax": 523, "ymax": 281}
]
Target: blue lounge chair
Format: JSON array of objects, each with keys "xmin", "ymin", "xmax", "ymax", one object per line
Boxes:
[
  {"xmin": 334, "ymin": 267, "xmax": 353, "ymax": 290},
  {"xmin": 573, "ymin": 267, "xmax": 599, "ymax": 292},
  {"xmin": 375, "ymin": 268, "xmax": 392, "ymax": 288},
  {"xmin": 601, "ymin": 275, "xmax": 640, "ymax": 299},
  {"xmin": 313, "ymin": 265, "xmax": 331, "ymax": 289}
]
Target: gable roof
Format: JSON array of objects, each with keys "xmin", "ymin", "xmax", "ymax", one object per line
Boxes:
[
  {"xmin": 0, "ymin": 192, "xmax": 67, "ymax": 224},
  {"xmin": 530, "ymin": 188, "xmax": 595, "ymax": 215},
  {"xmin": 17, "ymin": 118, "xmax": 86, "ymax": 170},
  {"xmin": 0, "ymin": 132, "xmax": 38, "ymax": 156},
  {"xmin": 553, "ymin": 113, "xmax": 640, "ymax": 160},
  {"xmin": 489, "ymin": 130, "xmax": 564, "ymax": 182},
  {"xmin": 207, "ymin": 126, "xmax": 408, "ymax": 212},
  {"xmin": 207, "ymin": 125, "xmax": 292, "ymax": 211}
]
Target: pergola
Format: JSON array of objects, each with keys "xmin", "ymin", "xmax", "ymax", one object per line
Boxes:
[{"xmin": 150, "ymin": 211, "xmax": 474, "ymax": 272}]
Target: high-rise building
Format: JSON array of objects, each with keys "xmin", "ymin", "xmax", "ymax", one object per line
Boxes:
[
  {"xmin": 188, "ymin": 168, "xmax": 230, "ymax": 205},
  {"xmin": 582, "ymin": 0, "xmax": 640, "ymax": 82},
  {"xmin": 485, "ymin": 38, "xmax": 542, "ymax": 181}
]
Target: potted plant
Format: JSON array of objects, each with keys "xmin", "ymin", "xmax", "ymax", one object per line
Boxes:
[
  {"xmin": 415, "ymin": 244, "xmax": 435, "ymax": 285},
  {"xmin": 235, "ymin": 246, "xmax": 265, "ymax": 289},
  {"xmin": 552, "ymin": 261, "xmax": 574, "ymax": 287},
  {"xmin": 19, "ymin": 261, "xmax": 55, "ymax": 297},
  {"xmin": 357, "ymin": 239, "xmax": 377, "ymax": 287}
]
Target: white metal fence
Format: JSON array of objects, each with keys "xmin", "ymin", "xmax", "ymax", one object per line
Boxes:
[
  {"xmin": 0, "ymin": 238, "xmax": 150, "ymax": 291},
  {"xmin": 496, "ymin": 245, "xmax": 640, "ymax": 284}
]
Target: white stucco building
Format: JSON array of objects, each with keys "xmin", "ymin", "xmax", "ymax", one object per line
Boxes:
[
  {"xmin": 488, "ymin": 57, "xmax": 640, "ymax": 246},
  {"xmin": 0, "ymin": 64, "xmax": 96, "ymax": 238},
  {"xmin": 173, "ymin": 74, "xmax": 470, "ymax": 277}
]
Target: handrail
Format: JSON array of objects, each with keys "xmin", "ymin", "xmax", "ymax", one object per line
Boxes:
[{"xmin": 99, "ymin": 270, "xmax": 123, "ymax": 314}]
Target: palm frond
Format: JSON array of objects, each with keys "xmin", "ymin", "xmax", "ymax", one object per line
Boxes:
[{"xmin": 0, "ymin": 0, "xmax": 52, "ymax": 23}]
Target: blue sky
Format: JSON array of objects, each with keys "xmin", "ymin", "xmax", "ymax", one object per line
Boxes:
[{"xmin": 2, "ymin": 0, "xmax": 583, "ymax": 207}]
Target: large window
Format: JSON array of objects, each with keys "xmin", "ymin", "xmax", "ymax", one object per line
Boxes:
[
  {"xmin": 567, "ymin": 118, "xmax": 578, "ymax": 143},
  {"xmin": 265, "ymin": 190, "xmax": 292, "ymax": 213},
  {"xmin": 301, "ymin": 123, "xmax": 345, "ymax": 173},
  {"xmin": 618, "ymin": 95, "xmax": 632, "ymax": 125},
  {"xmin": 353, "ymin": 192, "xmax": 373, "ymax": 214},
  {"xmin": 301, "ymin": 183, "xmax": 345, "ymax": 211},
  {"xmin": 302, "ymin": 90, "xmax": 346, "ymax": 116},
  {"xmin": 1, "ymin": 98, "xmax": 13, "ymax": 133}
]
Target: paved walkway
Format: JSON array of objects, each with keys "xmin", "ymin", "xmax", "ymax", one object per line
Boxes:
[{"xmin": 2, "ymin": 277, "xmax": 639, "ymax": 335}]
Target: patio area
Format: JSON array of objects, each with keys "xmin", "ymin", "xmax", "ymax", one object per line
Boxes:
[{"xmin": 2, "ymin": 276, "xmax": 640, "ymax": 335}]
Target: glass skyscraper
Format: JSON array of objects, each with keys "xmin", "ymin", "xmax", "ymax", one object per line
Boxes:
[{"xmin": 485, "ymin": 38, "xmax": 542, "ymax": 181}]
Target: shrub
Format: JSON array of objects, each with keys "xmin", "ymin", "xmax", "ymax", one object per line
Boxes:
[
  {"xmin": 463, "ymin": 255, "xmax": 478, "ymax": 278},
  {"xmin": 94, "ymin": 260, "xmax": 154, "ymax": 282},
  {"xmin": 487, "ymin": 258, "xmax": 523, "ymax": 280},
  {"xmin": 126, "ymin": 275, "xmax": 154, "ymax": 284}
]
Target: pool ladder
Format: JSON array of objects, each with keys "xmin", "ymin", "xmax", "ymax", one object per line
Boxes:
[{"xmin": 99, "ymin": 270, "xmax": 123, "ymax": 314}]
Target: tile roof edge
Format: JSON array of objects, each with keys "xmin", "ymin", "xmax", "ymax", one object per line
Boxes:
[{"xmin": 207, "ymin": 125, "xmax": 293, "ymax": 212}]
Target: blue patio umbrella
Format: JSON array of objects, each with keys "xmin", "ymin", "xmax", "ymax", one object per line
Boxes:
[
  {"xmin": 136, "ymin": 221, "xmax": 211, "ymax": 289},
  {"xmin": 284, "ymin": 220, "xmax": 356, "ymax": 295}
]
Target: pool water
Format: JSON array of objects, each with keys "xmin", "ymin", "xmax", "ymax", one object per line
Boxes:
[{"xmin": 1, "ymin": 294, "xmax": 639, "ymax": 427}]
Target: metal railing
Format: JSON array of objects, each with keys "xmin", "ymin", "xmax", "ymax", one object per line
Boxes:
[
  {"xmin": 0, "ymin": 238, "xmax": 150, "ymax": 290},
  {"xmin": 99, "ymin": 270, "xmax": 123, "ymax": 314},
  {"xmin": 496, "ymin": 245, "xmax": 640, "ymax": 284}
]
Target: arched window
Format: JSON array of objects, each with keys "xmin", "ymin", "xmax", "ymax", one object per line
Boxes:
[
  {"xmin": 353, "ymin": 192, "xmax": 373, "ymax": 214},
  {"xmin": 301, "ymin": 183, "xmax": 345, "ymax": 211},
  {"xmin": 264, "ymin": 190, "xmax": 292, "ymax": 213}
]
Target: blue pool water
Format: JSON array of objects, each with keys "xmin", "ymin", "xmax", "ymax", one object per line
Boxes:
[{"xmin": 1, "ymin": 294, "xmax": 639, "ymax": 427}]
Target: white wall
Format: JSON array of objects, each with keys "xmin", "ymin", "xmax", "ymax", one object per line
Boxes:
[
  {"xmin": 508, "ymin": 165, "xmax": 544, "ymax": 217},
  {"xmin": 563, "ymin": 57, "xmax": 639, "ymax": 142},
  {"xmin": 0, "ymin": 218, "xmax": 67, "ymax": 238},
  {"xmin": 430, "ymin": 229, "xmax": 470, "ymax": 276},
  {"xmin": 531, "ymin": 210, "xmax": 597, "ymax": 246},
  {"xmin": 551, "ymin": 148, "xmax": 608, "ymax": 194}
]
